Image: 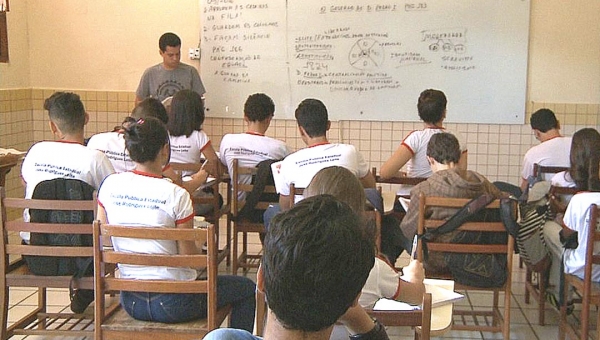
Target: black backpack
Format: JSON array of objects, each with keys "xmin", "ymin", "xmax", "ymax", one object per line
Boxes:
[{"xmin": 24, "ymin": 178, "xmax": 95, "ymax": 277}]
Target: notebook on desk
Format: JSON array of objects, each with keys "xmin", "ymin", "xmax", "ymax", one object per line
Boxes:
[{"xmin": 373, "ymin": 278, "xmax": 463, "ymax": 310}]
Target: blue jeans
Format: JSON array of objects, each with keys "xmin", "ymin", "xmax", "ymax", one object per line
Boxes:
[
  {"xmin": 203, "ymin": 328, "xmax": 261, "ymax": 340},
  {"xmin": 120, "ymin": 275, "xmax": 256, "ymax": 331},
  {"xmin": 262, "ymin": 204, "xmax": 281, "ymax": 232}
]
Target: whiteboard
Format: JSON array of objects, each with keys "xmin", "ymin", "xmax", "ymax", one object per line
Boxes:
[{"xmin": 200, "ymin": 0, "xmax": 530, "ymax": 124}]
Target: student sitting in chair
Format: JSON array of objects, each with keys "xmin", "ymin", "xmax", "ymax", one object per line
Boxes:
[
  {"xmin": 97, "ymin": 117, "xmax": 255, "ymax": 329},
  {"xmin": 204, "ymin": 195, "xmax": 390, "ymax": 340},
  {"xmin": 394, "ymin": 133, "xmax": 503, "ymax": 269}
]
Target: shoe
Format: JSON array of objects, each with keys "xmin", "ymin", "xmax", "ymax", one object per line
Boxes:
[
  {"xmin": 70, "ymin": 289, "xmax": 94, "ymax": 313},
  {"xmin": 546, "ymin": 291, "xmax": 574, "ymax": 315}
]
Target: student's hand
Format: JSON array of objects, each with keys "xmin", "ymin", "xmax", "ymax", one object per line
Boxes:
[
  {"xmin": 191, "ymin": 169, "xmax": 209, "ymax": 184},
  {"xmin": 401, "ymin": 259, "xmax": 425, "ymax": 285},
  {"xmin": 338, "ymin": 304, "xmax": 379, "ymax": 336}
]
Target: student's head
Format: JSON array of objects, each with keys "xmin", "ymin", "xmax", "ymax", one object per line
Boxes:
[
  {"xmin": 122, "ymin": 117, "xmax": 170, "ymax": 164},
  {"xmin": 569, "ymin": 128, "xmax": 600, "ymax": 191},
  {"xmin": 244, "ymin": 93, "xmax": 275, "ymax": 122},
  {"xmin": 417, "ymin": 89, "xmax": 447, "ymax": 124},
  {"xmin": 168, "ymin": 89, "xmax": 204, "ymax": 137},
  {"xmin": 158, "ymin": 32, "xmax": 181, "ymax": 70},
  {"xmin": 130, "ymin": 97, "xmax": 168, "ymax": 124},
  {"xmin": 44, "ymin": 92, "xmax": 87, "ymax": 135},
  {"xmin": 305, "ymin": 166, "xmax": 366, "ymax": 214},
  {"xmin": 530, "ymin": 108, "xmax": 559, "ymax": 133},
  {"xmin": 295, "ymin": 98, "xmax": 329, "ymax": 138},
  {"xmin": 262, "ymin": 195, "xmax": 374, "ymax": 332},
  {"xmin": 426, "ymin": 132, "xmax": 461, "ymax": 165}
]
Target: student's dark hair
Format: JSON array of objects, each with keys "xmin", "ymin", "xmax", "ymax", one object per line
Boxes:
[
  {"xmin": 244, "ymin": 93, "xmax": 275, "ymax": 122},
  {"xmin": 122, "ymin": 117, "xmax": 169, "ymax": 164},
  {"xmin": 294, "ymin": 98, "xmax": 328, "ymax": 137},
  {"xmin": 568, "ymin": 128, "xmax": 600, "ymax": 192},
  {"xmin": 530, "ymin": 108, "xmax": 559, "ymax": 132},
  {"xmin": 168, "ymin": 89, "xmax": 204, "ymax": 137},
  {"xmin": 426, "ymin": 132, "xmax": 461, "ymax": 164},
  {"xmin": 159, "ymin": 32, "xmax": 181, "ymax": 52},
  {"xmin": 130, "ymin": 97, "xmax": 168, "ymax": 124},
  {"xmin": 43, "ymin": 92, "xmax": 86, "ymax": 134},
  {"xmin": 263, "ymin": 195, "xmax": 374, "ymax": 332},
  {"xmin": 417, "ymin": 89, "xmax": 447, "ymax": 124}
]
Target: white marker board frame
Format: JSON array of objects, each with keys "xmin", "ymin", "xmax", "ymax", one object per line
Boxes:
[{"xmin": 201, "ymin": 0, "xmax": 530, "ymax": 124}]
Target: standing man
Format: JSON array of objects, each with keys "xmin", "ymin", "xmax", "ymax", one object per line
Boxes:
[{"xmin": 136, "ymin": 32, "xmax": 205, "ymax": 104}]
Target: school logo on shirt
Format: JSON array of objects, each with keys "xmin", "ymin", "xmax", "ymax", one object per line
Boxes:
[{"xmin": 157, "ymin": 80, "xmax": 184, "ymax": 99}]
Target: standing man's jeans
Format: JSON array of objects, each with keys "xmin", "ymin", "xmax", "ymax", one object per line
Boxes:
[{"xmin": 120, "ymin": 275, "xmax": 256, "ymax": 331}]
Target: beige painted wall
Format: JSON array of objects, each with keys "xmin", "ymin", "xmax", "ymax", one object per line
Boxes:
[
  {"xmin": 25, "ymin": 0, "xmax": 201, "ymax": 91},
  {"xmin": 528, "ymin": 0, "xmax": 600, "ymax": 103},
  {"xmin": 2, "ymin": 0, "xmax": 598, "ymax": 105},
  {"xmin": 0, "ymin": 0, "xmax": 30, "ymax": 88}
]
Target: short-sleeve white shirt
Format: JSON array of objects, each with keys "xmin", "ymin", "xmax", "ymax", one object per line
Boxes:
[
  {"xmin": 359, "ymin": 257, "xmax": 402, "ymax": 308},
  {"xmin": 87, "ymin": 131, "xmax": 134, "ymax": 173},
  {"xmin": 521, "ymin": 136, "xmax": 572, "ymax": 181},
  {"xmin": 219, "ymin": 132, "xmax": 291, "ymax": 199},
  {"xmin": 401, "ymin": 127, "xmax": 468, "ymax": 178},
  {"xmin": 169, "ymin": 130, "xmax": 211, "ymax": 175},
  {"xmin": 562, "ymin": 192, "xmax": 600, "ymax": 281},
  {"xmin": 273, "ymin": 143, "xmax": 369, "ymax": 198},
  {"xmin": 98, "ymin": 170, "xmax": 196, "ymax": 281}
]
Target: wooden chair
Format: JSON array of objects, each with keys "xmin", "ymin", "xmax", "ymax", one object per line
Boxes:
[
  {"xmin": 416, "ymin": 193, "xmax": 514, "ymax": 340},
  {"xmin": 170, "ymin": 162, "xmax": 231, "ymax": 267},
  {"xmin": 521, "ymin": 163, "xmax": 570, "ymax": 325},
  {"xmin": 365, "ymin": 293, "xmax": 432, "ymax": 340},
  {"xmin": 559, "ymin": 204, "xmax": 600, "ymax": 340},
  {"xmin": 524, "ymin": 184, "xmax": 579, "ymax": 326},
  {"xmin": 231, "ymin": 159, "xmax": 278, "ymax": 275},
  {"xmin": 371, "ymin": 167, "xmax": 426, "ymax": 220},
  {"xmin": 0, "ymin": 187, "xmax": 97, "ymax": 339},
  {"xmin": 93, "ymin": 221, "xmax": 231, "ymax": 339}
]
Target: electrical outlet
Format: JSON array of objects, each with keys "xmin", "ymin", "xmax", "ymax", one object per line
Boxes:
[{"xmin": 188, "ymin": 48, "xmax": 201, "ymax": 60}]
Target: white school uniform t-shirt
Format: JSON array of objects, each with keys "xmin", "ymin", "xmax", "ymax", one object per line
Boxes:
[
  {"xmin": 20, "ymin": 141, "xmax": 115, "ymax": 241},
  {"xmin": 273, "ymin": 143, "xmax": 369, "ymax": 197},
  {"xmin": 359, "ymin": 257, "xmax": 402, "ymax": 308},
  {"xmin": 87, "ymin": 131, "xmax": 134, "ymax": 173},
  {"xmin": 169, "ymin": 130, "xmax": 211, "ymax": 175},
  {"xmin": 401, "ymin": 127, "xmax": 467, "ymax": 178},
  {"xmin": 98, "ymin": 170, "xmax": 196, "ymax": 281},
  {"xmin": 521, "ymin": 136, "xmax": 572, "ymax": 181},
  {"xmin": 563, "ymin": 192, "xmax": 600, "ymax": 282},
  {"xmin": 219, "ymin": 132, "xmax": 291, "ymax": 198}
]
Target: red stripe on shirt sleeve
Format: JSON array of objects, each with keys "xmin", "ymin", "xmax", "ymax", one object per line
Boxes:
[
  {"xmin": 400, "ymin": 142, "xmax": 415, "ymax": 156},
  {"xmin": 391, "ymin": 282, "xmax": 402, "ymax": 300},
  {"xmin": 200, "ymin": 140, "xmax": 212, "ymax": 152},
  {"xmin": 176, "ymin": 213, "xmax": 195, "ymax": 225}
]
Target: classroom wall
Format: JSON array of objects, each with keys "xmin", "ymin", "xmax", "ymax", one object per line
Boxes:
[{"xmin": 1, "ymin": 0, "xmax": 599, "ymax": 199}]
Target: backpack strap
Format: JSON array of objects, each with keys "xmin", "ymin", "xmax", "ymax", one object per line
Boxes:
[{"xmin": 422, "ymin": 193, "xmax": 496, "ymax": 240}]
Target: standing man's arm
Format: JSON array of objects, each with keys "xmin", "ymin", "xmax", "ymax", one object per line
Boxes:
[
  {"xmin": 190, "ymin": 66, "xmax": 206, "ymax": 98},
  {"xmin": 135, "ymin": 68, "xmax": 151, "ymax": 106}
]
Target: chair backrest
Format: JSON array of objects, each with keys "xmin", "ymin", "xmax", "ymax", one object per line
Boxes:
[
  {"xmin": 93, "ymin": 221, "xmax": 218, "ymax": 333},
  {"xmin": 549, "ymin": 185, "xmax": 579, "ymax": 214},
  {"xmin": 231, "ymin": 159, "xmax": 278, "ymax": 221},
  {"xmin": 365, "ymin": 292, "xmax": 432, "ymax": 339},
  {"xmin": 532, "ymin": 163, "xmax": 569, "ymax": 181},
  {"xmin": 0, "ymin": 186, "xmax": 96, "ymax": 272},
  {"xmin": 416, "ymin": 193, "xmax": 514, "ymax": 288},
  {"xmin": 581, "ymin": 204, "xmax": 600, "ymax": 291},
  {"xmin": 372, "ymin": 167, "xmax": 428, "ymax": 186}
]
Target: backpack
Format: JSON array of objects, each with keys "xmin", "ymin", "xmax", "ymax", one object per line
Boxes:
[
  {"xmin": 420, "ymin": 194, "xmax": 509, "ymax": 288},
  {"xmin": 237, "ymin": 159, "xmax": 280, "ymax": 223},
  {"xmin": 24, "ymin": 178, "xmax": 95, "ymax": 277}
]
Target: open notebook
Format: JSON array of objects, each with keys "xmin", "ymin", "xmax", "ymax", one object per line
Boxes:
[{"xmin": 373, "ymin": 278, "xmax": 464, "ymax": 311}]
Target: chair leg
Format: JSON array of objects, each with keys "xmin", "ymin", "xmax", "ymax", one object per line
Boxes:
[
  {"xmin": 232, "ymin": 227, "xmax": 239, "ymax": 275},
  {"xmin": 0, "ymin": 286, "xmax": 8, "ymax": 339},
  {"xmin": 525, "ymin": 267, "xmax": 532, "ymax": 304},
  {"xmin": 558, "ymin": 280, "xmax": 568, "ymax": 340},
  {"xmin": 538, "ymin": 270, "xmax": 546, "ymax": 326}
]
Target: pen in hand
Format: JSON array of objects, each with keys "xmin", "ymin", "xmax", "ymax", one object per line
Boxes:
[{"xmin": 411, "ymin": 235, "xmax": 418, "ymax": 260}]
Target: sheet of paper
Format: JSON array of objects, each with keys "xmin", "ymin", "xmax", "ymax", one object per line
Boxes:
[{"xmin": 373, "ymin": 298, "xmax": 420, "ymax": 311}]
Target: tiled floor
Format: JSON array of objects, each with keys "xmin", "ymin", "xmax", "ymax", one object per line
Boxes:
[{"xmin": 4, "ymin": 227, "xmax": 591, "ymax": 339}]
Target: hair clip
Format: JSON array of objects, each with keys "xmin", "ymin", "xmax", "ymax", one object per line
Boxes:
[{"xmin": 137, "ymin": 118, "xmax": 145, "ymax": 125}]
